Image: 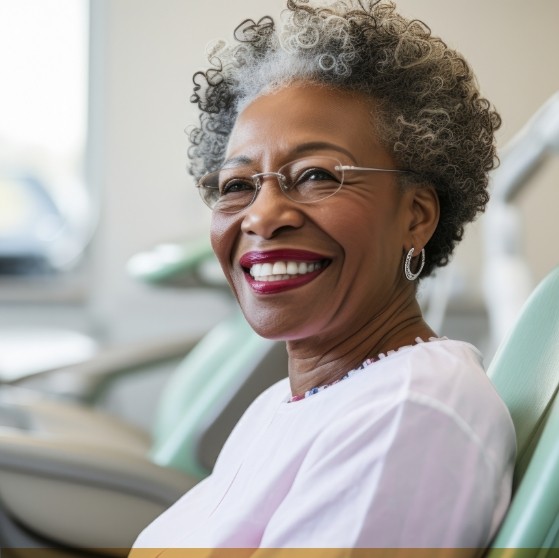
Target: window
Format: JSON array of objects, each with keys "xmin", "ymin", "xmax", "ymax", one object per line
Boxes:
[{"xmin": 0, "ymin": 0, "xmax": 90, "ymax": 276}]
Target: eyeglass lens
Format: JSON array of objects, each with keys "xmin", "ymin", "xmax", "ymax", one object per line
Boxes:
[{"xmin": 198, "ymin": 156, "xmax": 345, "ymax": 213}]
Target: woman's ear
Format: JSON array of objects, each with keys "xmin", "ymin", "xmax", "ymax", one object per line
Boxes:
[{"xmin": 405, "ymin": 184, "xmax": 440, "ymax": 251}]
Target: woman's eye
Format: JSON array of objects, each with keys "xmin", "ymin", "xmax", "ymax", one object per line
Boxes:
[
  {"xmin": 296, "ymin": 167, "xmax": 337, "ymax": 184},
  {"xmin": 220, "ymin": 179, "xmax": 255, "ymax": 195}
]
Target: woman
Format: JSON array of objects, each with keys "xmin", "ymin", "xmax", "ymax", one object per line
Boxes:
[{"xmin": 134, "ymin": 0, "xmax": 515, "ymax": 551}]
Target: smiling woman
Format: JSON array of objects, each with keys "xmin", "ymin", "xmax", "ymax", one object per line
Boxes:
[{"xmin": 132, "ymin": 0, "xmax": 515, "ymax": 553}]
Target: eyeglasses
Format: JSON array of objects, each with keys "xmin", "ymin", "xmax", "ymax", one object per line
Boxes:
[{"xmin": 197, "ymin": 156, "xmax": 412, "ymax": 213}]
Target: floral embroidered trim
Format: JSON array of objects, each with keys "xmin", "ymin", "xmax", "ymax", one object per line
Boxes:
[{"xmin": 288, "ymin": 337, "xmax": 446, "ymax": 403}]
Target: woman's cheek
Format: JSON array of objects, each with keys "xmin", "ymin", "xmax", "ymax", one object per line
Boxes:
[{"xmin": 210, "ymin": 213, "xmax": 241, "ymax": 289}]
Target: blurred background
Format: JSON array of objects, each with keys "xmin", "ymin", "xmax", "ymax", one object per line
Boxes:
[{"xmin": 1, "ymin": 0, "xmax": 558, "ymax": 389}]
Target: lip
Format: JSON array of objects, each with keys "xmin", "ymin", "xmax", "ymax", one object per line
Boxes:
[
  {"xmin": 239, "ymin": 249, "xmax": 331, "ymax": 295},
  {"xmin": 239, "ymin": 249, "xmax": 327, "ymax": 267}
]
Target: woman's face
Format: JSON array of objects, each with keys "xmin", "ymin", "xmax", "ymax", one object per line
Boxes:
[{"xmin": 210, "ymin": 83, "xmax": 423, "ymax": 342}]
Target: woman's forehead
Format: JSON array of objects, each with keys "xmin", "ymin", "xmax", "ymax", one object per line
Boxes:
[{"xmin": 225, "ymin": 83, "xmax": 393, "ymax": 167}]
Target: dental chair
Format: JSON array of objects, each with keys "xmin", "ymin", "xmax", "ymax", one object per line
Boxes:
[
  {"xmin": 0, "ymin": 239, "xmax": 288, "ymax": 552},
  {"xmin": 486, "ymin": 264, "xmax": 559, "ymax": 556}
]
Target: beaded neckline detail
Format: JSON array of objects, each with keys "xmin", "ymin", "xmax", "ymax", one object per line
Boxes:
[{"xmin": 288, "ymin": 337, "xmax": 445, "ymax": 403}]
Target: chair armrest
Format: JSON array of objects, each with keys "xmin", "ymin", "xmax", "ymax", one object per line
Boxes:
[
  {"xmin": 127, "ymin": 237, "xmax": 227, "ymax": 290},
  {"xmin": 9, "ymin": 334, "xmax": 201, "ymax": 402},
  {"xmin": 0, "ymin": 428, "xmax": 197, "ymax": 552}
]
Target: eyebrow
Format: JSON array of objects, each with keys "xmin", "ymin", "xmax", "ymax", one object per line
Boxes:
[{"xmin": 221, "ymin": 141, "xmax": 358, "ymax": 169}]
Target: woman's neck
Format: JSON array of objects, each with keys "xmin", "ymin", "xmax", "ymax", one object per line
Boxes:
[{"xmin": 286, "ymin": 294, "xmax": 436, "ymax": 397}]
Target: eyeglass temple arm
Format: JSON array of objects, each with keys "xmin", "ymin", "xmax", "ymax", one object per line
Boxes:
[{"xmin": 337, "ymin": 165, "xmax": 411, "ymax": 174}]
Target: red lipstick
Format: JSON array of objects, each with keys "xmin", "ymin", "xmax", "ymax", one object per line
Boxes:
[{"xmin": 239, "ymin": 249, "xmax": 330, "ymax": 295}]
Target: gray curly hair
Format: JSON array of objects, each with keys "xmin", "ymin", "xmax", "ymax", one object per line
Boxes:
[{"xmin": 188, "ymin": 0, "xmax": 501, "ymax": 277}]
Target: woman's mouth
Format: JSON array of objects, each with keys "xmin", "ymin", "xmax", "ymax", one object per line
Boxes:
[{"xmin": 239, "ymin": 250, "xmax": 331, "ymax": 294}]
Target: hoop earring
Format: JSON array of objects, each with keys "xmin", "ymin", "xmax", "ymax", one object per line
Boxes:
[{"xmin": 404, "ymin": 247, "xmax": 425, "ymax": 281}]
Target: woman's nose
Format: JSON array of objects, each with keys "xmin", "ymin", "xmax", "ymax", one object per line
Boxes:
[{"xmin": 240, "ymin": 176, "xmax": 305, "ymax": 239}]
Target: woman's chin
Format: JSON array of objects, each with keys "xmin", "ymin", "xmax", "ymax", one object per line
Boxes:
[{"xmin": 243, "ymin": 310, "xmax": 313, "ymax": 341}]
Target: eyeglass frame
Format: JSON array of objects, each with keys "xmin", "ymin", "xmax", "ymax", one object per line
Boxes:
[{"xmin": 196, "ymin": 156, "xmax": 415, "ymax": 213}]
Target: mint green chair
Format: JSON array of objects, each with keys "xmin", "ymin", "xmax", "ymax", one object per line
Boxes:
[{"xmin": 487, "ymin": 265, "xmax": 559, "ymax": 555}]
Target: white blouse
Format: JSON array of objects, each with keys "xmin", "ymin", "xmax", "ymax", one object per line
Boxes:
[{"xmin": 133, "ymin": 338, "xmax": 516, "ymax": 551}]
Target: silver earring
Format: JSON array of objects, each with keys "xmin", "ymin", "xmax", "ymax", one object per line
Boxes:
[{"xmin": 404, "ymin": 247, "xmax": 425, "ymax": 281}]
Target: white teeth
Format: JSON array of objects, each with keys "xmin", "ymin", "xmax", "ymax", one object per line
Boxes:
[
  {"xmin": 286, "ymin": 262, "xmax": 298, "ymax": 274},
  {"xmin": 272, "ymin": 262, "xmax": 287, "ymax": 275},
  {"xmin": 260, "ymin": 263, "xmax": 273, "ymax": 276},
  {"xmin": 249, "ymin": 260, "xmax": 325, "ymax": 280}
]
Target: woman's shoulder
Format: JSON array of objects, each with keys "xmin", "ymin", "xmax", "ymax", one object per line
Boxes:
[
  {"xmin": 399, "ymin": 338, "xmax": 506, "ymax": 417},
  {"xmin": 371, "ymin": 337, "xmax": 512, "ymax": 427},
  {"xmin": 360, "ymin": 337, "xmax": 488, "ymax": 400},
  {"xmin": 361, "ymin": 337, "xmax": 516, "ymax": 467}
]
